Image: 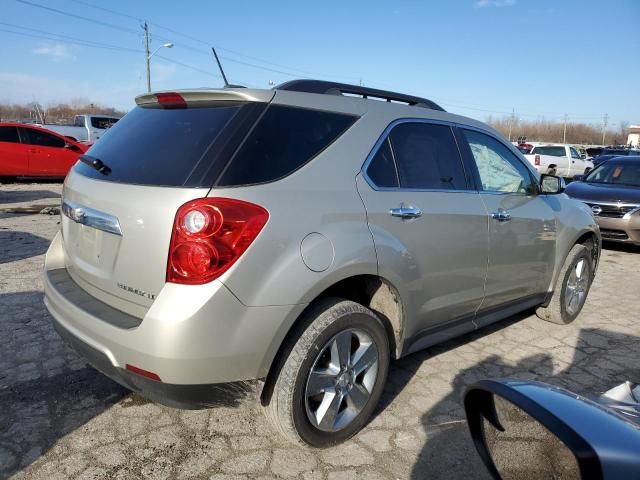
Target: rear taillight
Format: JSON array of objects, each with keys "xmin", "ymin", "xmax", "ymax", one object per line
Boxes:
[
  {"xmin": 535, "ymin": 154, "xmax": 540, "ymax": 166},
  {"xmin": 167, "ymin": 198, "xmax": 269, "ymax": 285}
]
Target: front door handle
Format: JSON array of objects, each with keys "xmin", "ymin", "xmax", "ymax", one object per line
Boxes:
[
  {"xmin": 491, "ymin": 209, "xmax": 511, "ymax": 222},
  {"xmin": 390, "ymin": 206, "xmax": 422, "ymax": 219}
]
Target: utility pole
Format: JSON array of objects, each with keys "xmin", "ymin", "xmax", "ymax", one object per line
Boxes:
[
  {"xmin": 563, "ymin": 114, "xmax": 568, "ymax": 144},
  {"xmin": 143, "ymin": 22, "xmax": 151, "ymax": 93},
  {"xmin": 602, "ymin": 113, "xmax": 608, "ymax": 145},
  {"xmin": 508, "ymin": 108, "xmax": 515, "ymax": 142}
]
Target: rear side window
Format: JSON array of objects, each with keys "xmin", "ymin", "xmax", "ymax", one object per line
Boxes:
[
  {"xmin": 366, "ymin": 138, "xmax": 399, "ymax": 188},
  {"xmin": 218, "ymin": 105, "xmax": 357, "ymax": 186},
  {"xmin": 23, "ymin": 128, "xmax": 65, "ymax": 148},
  {"xmin": 0, "ymin": 126, "xmax": 20, "ymax": 143},
  {"xmin": 531, "ymin": 146, "xmax": 566, "ymax": 157},
  {"xmin": 74, "ymin": 104, "xmax": 253, "ymax": 187},
  {"xmin": 389, "ymin": 123, "xmax": 467, "ymax": 190}
]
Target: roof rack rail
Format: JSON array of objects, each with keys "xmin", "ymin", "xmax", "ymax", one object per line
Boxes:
[{"xmin": 275, "ymin": 80, "xmax": 445, "ymax": 112}]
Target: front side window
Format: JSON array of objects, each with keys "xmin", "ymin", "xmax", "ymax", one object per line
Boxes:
[
  {"xmin": 23, "ymin": 128, "xmax": 65, "ymax": 148},
  {"xmin": 387, "ymin": 123, "xmax": 467, "ymax": 190},
  {"xmin": 463, "ymin": 129, "xmax": 534, "ymax": 194},
  {"xmin": 366, "ymin": 138, "xmax": 398, "ymax": 188},
  {"xmin": 570, "ymin": 147, "xmax": 581, "ymax": 159},
  {"xmin": 0, "ymin": 126, "xmax": 20, "ymax": 143}
]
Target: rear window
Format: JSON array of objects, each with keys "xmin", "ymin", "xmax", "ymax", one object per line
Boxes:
[
  {"xmin": 531, "ymin": 146, "xmax": 566, "ymax": 157},
  {"xmin": 90, "ymin": 117, "xmax": 119, "ymax": 129},
  {"xmin": 74, "ymin": 104, "xmax": 257, "ymax": 187},
  {"xmin": 217, "ymin": 105, "xmax": 357, "ymax": 186}
]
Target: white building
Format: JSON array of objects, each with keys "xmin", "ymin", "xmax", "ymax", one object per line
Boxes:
[{"xmin": 628, "ymin": 125, "xmax": 640, "ymax": 148}]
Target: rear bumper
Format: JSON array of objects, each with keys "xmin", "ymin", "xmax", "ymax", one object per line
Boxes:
[
  {"xmin": 596, "ymin": 215, "xmax": 640, "ymax": 245},
  {"xmin": 50, "ymin": 313, "xmax": 258, "ymax": 409},
  {"xmin": 43, "ymin": 232, "xmax": 307, "ymax": 390}
]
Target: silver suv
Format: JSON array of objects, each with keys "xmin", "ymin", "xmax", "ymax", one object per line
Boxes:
[{"xmin": 43, "ymin": 80, "xmax": 600, "ymax": 447}]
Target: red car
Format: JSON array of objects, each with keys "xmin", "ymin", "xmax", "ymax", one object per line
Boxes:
[{"xmin": 0, "ymin": 122, "xmax": 89, "ymax": 179}]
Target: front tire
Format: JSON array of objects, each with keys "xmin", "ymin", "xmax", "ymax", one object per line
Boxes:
[
  {"xmin": 265, "ymin": 298, "xmax": 390, "ymax": 447},
  {"xmin": 536, "ymin": 243, "xmax": 593, "ymax": 324}
]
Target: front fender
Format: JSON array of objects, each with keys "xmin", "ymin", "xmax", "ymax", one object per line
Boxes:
[{"xmin": 544, "ymin": 195, "xmax": 601, "ymax": 296}]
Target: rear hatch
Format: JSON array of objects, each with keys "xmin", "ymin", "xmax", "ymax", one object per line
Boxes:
[{"xmin": 60, "ymin": 89, "xmax": 273, "ymax": 316}]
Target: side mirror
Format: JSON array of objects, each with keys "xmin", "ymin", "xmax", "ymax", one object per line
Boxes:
[
  {"xmin": 464, "ymin": 379, "xmax": 640, "ymax": 480},
  {"xmin": 540, "ymin": 174, "xmax": 565, "ymax": 194},
  {"xmin": 65, "ymin": 143, "xmax": 81, "ymax": 152}
]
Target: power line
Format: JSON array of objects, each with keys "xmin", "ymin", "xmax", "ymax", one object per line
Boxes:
[
  {"xmin": 15, "ymin": 0, "xmax": 140, "ymax": 35},
  {"xmin": 1, "ymin": 21, "xmax": 251, "ymax": 86},
  {"xmin": 0, "ymin": 26, "xmax": 138, "ymax": 52},
  {"xmin": 0, "ymin": 22, "xmax": 139, "ymax": 52},
  {"xmin": 9, "ymin": 0, "xmax": 626, "ymax": 121},
  {"xmin": 68, "ymin": 0, "xmax": 362, "ymax": 82}
]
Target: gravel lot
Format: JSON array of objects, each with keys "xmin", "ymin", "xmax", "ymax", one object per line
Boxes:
[{"xmin": 1, "ymin": 182, "xmax": 639, "ymax": 480}]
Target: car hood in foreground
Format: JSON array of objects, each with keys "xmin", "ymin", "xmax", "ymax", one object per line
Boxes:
[{"xmin": 566, "ymin": 181, "xmax": 640, "ymax": 204}]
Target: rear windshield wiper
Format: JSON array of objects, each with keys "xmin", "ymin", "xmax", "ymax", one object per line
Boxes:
[{"xmin": 79, "ymin": 155, "xmax": 111, "ymax": 175}]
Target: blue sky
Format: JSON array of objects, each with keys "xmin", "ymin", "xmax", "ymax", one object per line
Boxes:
[{"xmin": 1, "ymin": 0, "xmax": 639, "ymax": 126}]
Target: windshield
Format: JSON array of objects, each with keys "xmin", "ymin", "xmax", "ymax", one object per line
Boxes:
[
  {"xmin": 585, "ymin": 162, "xmax": 640, "ymax": 186},
  {"xmin": 531, "ymin": 146, "xmax": 565, "ymax": 157}
]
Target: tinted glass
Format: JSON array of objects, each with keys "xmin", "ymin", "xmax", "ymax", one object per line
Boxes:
[
  {"xmin": 24, "ymin": 128, "xmax": 65, "ymax": 148},
  {"xmin": 366, "ymin": 138, "xmax": 398, "ymax": 188},
  {"xmin": 219, "ymin": 105, "xmax": 357, "ymax": 186},
  {"xmin": 0, "ymin": 126, "xmax": 20, "ymax": 143},
  {"xmin": 74, "ymin": 105, "xmax": 246, "ymax": 187},
  {"xmin": 90, "ymin": 117, "xmax": 119, "ymax": 129},
  {"xmin": 463, "ymin": 129, "xmax": 534, "ymax": 193},
  {"xmin": 388, "ymin": 123, "xmax": 467, "ymax": 190},
  {"xmin": 531, "ymin": 146, "xmax": 566, "ymax": 157},
  {"xmin": 585, "ymin": 161, "xmax": 640, "ymax": 186}
]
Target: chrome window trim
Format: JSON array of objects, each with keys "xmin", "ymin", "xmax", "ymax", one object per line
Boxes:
[
  {"xmin": 360, "ymin": 117, "xmax": 476, "ymax": 193},
  {"xmin": 61, "ymin": 200, "xmax": 123, "ymax": 236}
]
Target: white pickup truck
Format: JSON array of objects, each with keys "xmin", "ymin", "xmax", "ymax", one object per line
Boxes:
[
  {"xmin": 523, "ymin": 144, "xmax": 594, "ymax": 179},
  {"xmin": 39, "ymin": 114, "xmax": 121, "ymax": 144}
]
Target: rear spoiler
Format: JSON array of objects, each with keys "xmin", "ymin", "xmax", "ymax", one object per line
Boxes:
[{"xmin": 135, "ymin": 89, "xmax": 275, "ymax": 108}]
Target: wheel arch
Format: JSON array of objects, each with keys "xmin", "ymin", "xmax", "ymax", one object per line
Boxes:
[
  {"xmin": 259, "ymin": 273, "xmax": 406, "ymax": 406},
  {"xmin": 543, "ymin": 228, "xmax": 600, "ymax": 307}
]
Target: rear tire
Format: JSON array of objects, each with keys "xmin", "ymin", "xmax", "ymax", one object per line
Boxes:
[
  {"xmin": 546, "ymin": 167, "xmax": 557, "ymax": 176},
  {"xmin": 536, "ymin": 243, "xmax": 593, "ymax": 325},
  {"xmin": 265, "ymin": 298, "xmax": 390, "ymax": 447}
]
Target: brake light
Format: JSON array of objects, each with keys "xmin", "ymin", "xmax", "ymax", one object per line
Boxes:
[
  {"xmin": 167, "ymin": 198, "xmax": 269, "ymax": 284},
  {"xmin": 155, "ymin": 92, "xmax": 187, "ymax": 109},
  {"xmin": 535, "ymin": 154, "xmax": 540, "ymax": 166}
]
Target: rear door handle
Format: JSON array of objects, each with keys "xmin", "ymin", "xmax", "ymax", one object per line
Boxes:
[
  {"xmin": 491, "ymin": 209, "xmax": 511, "ymax": 222},
  {"xmin": 390, "ymin": 206, "xmax": 422, "ymax": 219},
  {"xmin": 28, "ymin": 148, "xmax": 39, "ymax": 153}
]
